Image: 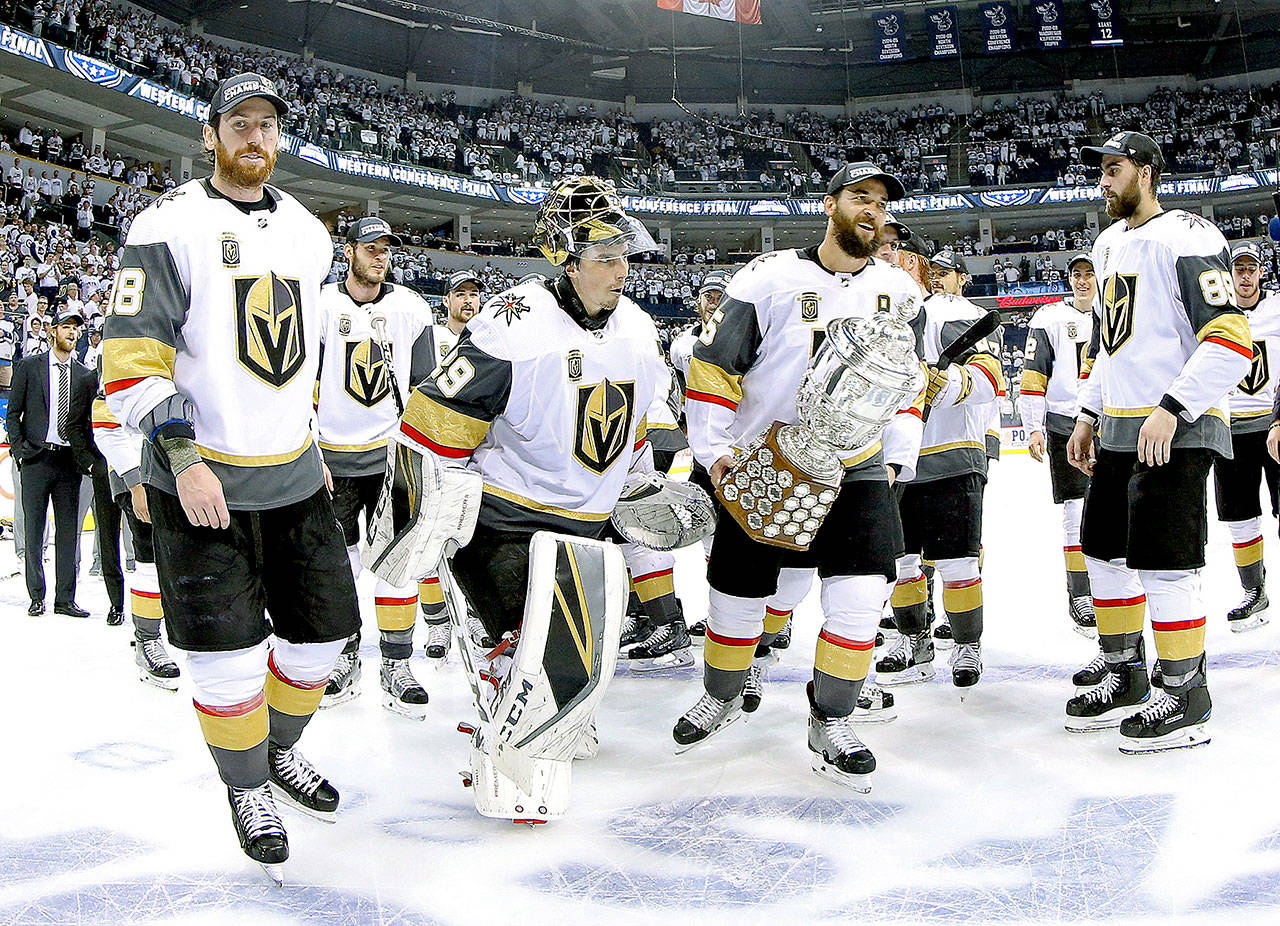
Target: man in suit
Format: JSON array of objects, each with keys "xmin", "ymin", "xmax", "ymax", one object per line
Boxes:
[{"xmin": 6, "ymin": 306, "xmax": 96, "ymax": 616}]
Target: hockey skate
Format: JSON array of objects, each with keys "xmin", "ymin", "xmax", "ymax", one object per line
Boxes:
[
  {"xmin": 626, "ymin": 620, "xmax": 693, "ymax": 672},
  {"xmin": 1072, "ymin": 649, "xmax": 1108, "ymax": 689},
  {"xmin": 132, "ymin": 638, "xmax": 179, "ymax": 691},
  {"xmin": 742, "ymin": 657, "xmax": 768, "ymax": 713},
  {"xmin": 807, "ymin": 683, "xmax": 874, "ymax": 793},
  {"xmin": 423, "ymin": 619, "xmax": 451, "ymax": 662},
  {"xmin": 772, "ymin": 617, "xmax": 792, "ymax": 650},
  {"xmin": 876, "ymin": 632, "xmax": 936, "ymax": 686},
  {"xmin": 688, "ymin": 619, "xmax": 707, "ymax": 640},
  {"xmin": 932, "ymin": 616, "xmax": 954, "ymax": 650},
  {"xmin": 318, "ymin": 652, "xmax": 361, "ymax": 709},
  {"xmin": 850, "ymin": 683, "xmax": 897, "ymax": 724},
  {"xmin": 1068, "ymin": 596, "xmax": 1097, "ymax": 637},
  {"xmin": 466, "ymin": 611, "xmax": 496, "ymax": 655},
  {"xmin": 950, "ymin": 641, "xmax": 982, "ymax": 688},
  {"xmin": 618, "ymin": 612, "xmax": 651, "ymax": 654},
  {"xmin": 1118, "ymin": 685, "xmax": 1212, "ymax": 754},
  {"xmin": 1227, "ymin": 585, "xmax": 1269, "ymax": 633},
  {"xmin": 1150, "ymin": 660, "xmax": 1163, "ymax": 690},
  {"xmin": 268, "ymin": 743, "xmax": 339, "ymax": 822},
  {"xmin": 227, "ymin": 784, "xmax": 288, "ymax": 886},
  {"xmin": 673, "ymin": 692, "xmax": 745, "ymax": 753},
  {"xmin": 380, "ymin": 657, "xmax": 429, "ymax": 720},
  {"xmin": 1065, "ymin": 661, "xmax": 1150, "ymax": 732}
]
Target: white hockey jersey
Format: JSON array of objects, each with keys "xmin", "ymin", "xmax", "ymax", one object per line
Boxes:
[
  {"xmin": 914, "ymin": 293, "xmax": 1005, "ymax": 483},
  {"xmin": 92, "ymin": 394, "xmax": 144, "ymax": 497},
  {"xmin": 103, "ymin": 178, "xmax": 332, "ymax": 508},
  {"xmin": 1227, "ymin": 293, "xmax": 1280, "ymax": 435},
  {"xmin": 398, "ymin": 277, "xmax": 667, "ymax": 536},
  {"xmin": 1018, "ymin": 300, "xmax": 1094, "ymax": 436},
  {"xmin": 668, "ymin": 325, "xmax": 698, "ymax": 380},
  {"xmin": 316, "ymin": 281, "xmax": 437, "ymax": 477},
  {"xmin": 432, "ymin": 323, "xmax": 461, "ymax": 369},
  {"xmin": 1078, "ymin": 210, "xmax": 1251, "ymax": 456},
  {"xmin": 687, "ymin": 246, "xmax": 925, "ymax": 482}
]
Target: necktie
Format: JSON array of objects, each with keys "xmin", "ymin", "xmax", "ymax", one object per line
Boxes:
[{"xmin": 57, "ymin": 362, "xmax": 69, "ymax": 442}]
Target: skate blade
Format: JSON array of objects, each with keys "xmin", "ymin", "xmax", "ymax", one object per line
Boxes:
[
  {"xmin": 1071, "ymin": 624, "xmax": 1098, "ymax": 640},
  {"xmin": 628, "ymin": 651, "xmax": 695, "ymax": 673},
  {"xmin": 381, "ymin": 693, "xmax": 428, "ymax": 721},
  {"xmin": 1229, "ymin": 612, "xmax": 1269, "ymax": 634},
  {"xmin": 1118, "ymin": 725, "xmax": 1211, "ymax": 755},
  {"xmin": 810, "ymin": 756, "xmax": 871, "ymax": 793},
  {"xmin": 258, "ymin": 862, "xmax": 284, "ymax": 886},
  {"xmin": 268, "ymin": 782, "xmax": 338, "ymax": 825},
  {"xmin": 876, "ymin": 665, "xmax": 936, "ymax": 687},
  {"xmin": 673, "ymin": 709, "xmax": 743, "ymax": 755},
  {"xmin": 1064, "ymin": 716, "xmax": 1122, "ymax": 733},
  {"xmin": 318, "ymin": 687, "xmax": 360, "ymax": 710},
  {"xmin": 137, "ymin": 669, "xmax": 180, "ymax": 691},
  {"xmin": 850, "ymin": 706, "xmax": 898, "ymax": 725}
]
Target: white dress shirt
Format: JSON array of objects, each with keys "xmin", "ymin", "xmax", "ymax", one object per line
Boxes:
[{"xmin": 45, "ymin": 350, "xmax": 73, "ymax": 447}]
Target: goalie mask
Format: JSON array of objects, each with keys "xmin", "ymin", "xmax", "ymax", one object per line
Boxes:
[{"xmin": 534, "ymin": 176, "xmax": 658, "ymax": 265}]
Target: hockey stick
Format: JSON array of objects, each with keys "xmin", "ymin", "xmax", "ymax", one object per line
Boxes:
[{"xmin": 921, "ymin": 309, "xmax": 1001, "ymax": 425}]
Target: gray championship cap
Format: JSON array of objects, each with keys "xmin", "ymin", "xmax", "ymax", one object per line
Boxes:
[
  {"xmin": 826, "ymin": 161, "xmax": 906, "ymax": 202},
  {"xmin": 698, "ymin": 269, "xmax": 732, "ymax": 295},
  {"xmin": 1081, "ymin": 131, "xmax": 1166, "ymax": 171},
  {"xmin": 930, "ymin": 249, "xmax": 968, "ymax": 274},
  {"xmin": 346, "ymin": 216, "xmax": 403, "ymax": 246},
  {"xmin": 208, "ymin": 72, "xmax": 288, "ymax": 122},
  {"xmin": 447, "ymin": 270, "xmax": 481, "ymax": 292},
  {"xmin": 1067, "ymin": 252, "xmax": 1094, "ymax": 271},
  {"xmin": 1231, "ymin": 241, "xmax": 1263, "ymax": 265}
]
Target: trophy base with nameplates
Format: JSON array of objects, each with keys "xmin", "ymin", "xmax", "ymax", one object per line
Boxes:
[{"xmin": 715, "ymin": 300, "xmax": 925, "ymax": 552}]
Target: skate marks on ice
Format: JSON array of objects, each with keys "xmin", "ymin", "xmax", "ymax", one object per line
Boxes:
[
  {"xmin": 1199, "ymin": 824, "xmax": 1280, "ymax": 913},
  {"xmin": 71, "ymin": 741, "xmax": 176, "ymax": 772},
  {"xmin": 526, "ymin": 794, "xmax": 903, "ymax": 907},
  {"xmin": 0, "ymin": 829, "xmax": 439, "ymax": 926}
]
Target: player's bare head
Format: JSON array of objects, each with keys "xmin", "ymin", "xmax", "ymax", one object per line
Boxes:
[
  {"xmin": 566, "ymin": 243, "xmax": 630, "ymax": 315},
  {"xmin": 444, "ymin": 270, "xmax": 482, "ymax": 324},
  {"xmin": 345, "ymin": 238, "xmax": 392, "ymax": 287},
  {"xmin": 1232, "ymin": 248, "xmax": 1263, "ymax": 303},
  {"xmin": 1068, "ymin": 255, "xmax": 1096, "ymax": 305},
  {"xmin": 824, "ymin": 179, "xmax": 888, "ymax": 261},
  {"xmin": 203, "ymin": 96, "xmax": 280, "ymax": 191}
]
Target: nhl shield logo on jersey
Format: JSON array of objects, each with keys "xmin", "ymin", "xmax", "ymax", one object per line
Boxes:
[
  {"xmin": 338, "ymin": 314, "xmax": 352, "ymax": 336},
  {"xmin": 233, "ymin": 272, "xmax": 306, "ymax": 388},
  {"xmin": 573, "ymin": 379, "xmax": 635, "ymax": 475},
  {"xmin": 1240, "ymin": 342, "xmax": 1270, "ymax": 396},
  {"xmin": 344, "ymin": 338, "xmax": 392, "ymax": 407},
  {"xmin": 1100, "ymin": 273, "xmax": 1137, "ymax": 354},
  {"xmin": 799, "ymin": 292, "xmax": 821, "ymax": 322}
]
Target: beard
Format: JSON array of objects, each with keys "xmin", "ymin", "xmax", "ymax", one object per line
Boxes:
[
  {"xmin": 830, "ymin": 207, "xmax": 879, "ymax": 260},
  {"xmin": 213, "ymin": 136, "xmax": 277, "ymax": 188},
  {"xmin": 1105, "ymin": 176, "xmax": 1141, "ymax": 219},
  {"xmin": 350, "ymin": 256, "xmax": 386, "ymax": 287}
]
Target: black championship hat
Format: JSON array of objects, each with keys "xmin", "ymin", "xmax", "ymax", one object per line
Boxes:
[
  {"xmin": 208, "ymin": 72, "xmax": 288, "ymax": 122},
  {"xmin": 826, "ymin": 161, "xmax": 906, "ymax": 202},
  {"xmin": 930, "ymin": 249, "xmax": 968, "ymax": 274},
  {"xmin": 1081, "ymin": 131, "xmax": 1166, "ymax": 171},
  {"xmin": 346, "ymin": 216, "xmax": 403, "ymax": 246}
]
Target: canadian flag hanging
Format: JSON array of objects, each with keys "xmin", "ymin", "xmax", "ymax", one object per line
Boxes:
[{"xmin": 656, "ymin": 0, "xmax": 762, "ymax": 25}]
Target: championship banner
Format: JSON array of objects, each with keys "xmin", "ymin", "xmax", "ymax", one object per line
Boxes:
[
  {"xmin": 1032, "ymin": 0, "xmax": 1067, "ymax": 50},
  {"xmin": 926, "ymin": 6, "xmax": 961, "ymax": 59},
  {"xmin": 655, "ymin": 0, "xmax": 761, "ymax": 25},
  {"xmin": 874, "ymin": 10, "xmax": 908, "ymax": 62},
  {"xmin": 1088, "ymin": 0, "xmax": 1123, "ymax": 46},
  {"xmin": 979, "ymin": 2, "xmax": 1016, "ymax": 54}
]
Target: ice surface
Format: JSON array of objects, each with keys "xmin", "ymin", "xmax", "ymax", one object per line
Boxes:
[{"xmin": 2, "ymin": 454, "xmax": 1279, "ymax": 925}]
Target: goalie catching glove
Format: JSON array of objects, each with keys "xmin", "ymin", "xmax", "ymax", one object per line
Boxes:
[
  {"xmin": 610, "ymin": 473, "xmax": 716, "ymax": 552},
  {"xmin": 362, "ymin": 440, "xmax": 484, "ymax": 586}
]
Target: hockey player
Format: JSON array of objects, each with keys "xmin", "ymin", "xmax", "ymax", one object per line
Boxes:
[
  {"xmin": 103, "ymin": 73, "xmax": 360, "ymax": 881},
  {"xmin": 91, "ymin": 385, "xmax": 178, "ymax": 690},
  {"xmin": 1212, "ymin": 241, "xmax": 1279, "ymax": 631},
  {"xmin": 873, "ymin": 213, "xmax": 912, "ymax": 263},
  {"xmin": 1018, "ymin": 253, "xmax": 1097, "ymax": 634},
  {"xmin": 314, "ymin": 217, "xmax": 442, "ymax": 718},
  {"xmin": 677, "ymin": 161, "xmax": 925, "ymax": 791},
  {"xmin": 369, "ymin": 176, "xmax": 668, "ymax": 821},
  {"xmin": 879, "ymin": 249, "xmax": 1004, "ymax": 689},
  {"xmin": 1065, "ymin": 132, "xmax": 1250, "ymax": 753},
  {"xmin": 433, "ymin": 269, "xmax": 481, "ymax": 365}
]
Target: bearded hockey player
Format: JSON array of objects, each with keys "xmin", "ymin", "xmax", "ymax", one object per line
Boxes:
[
  {"xmin": 879, "ymin": 249, "xmax": 1004, "ymax": 690},
  {"xmin": 314, "ymin": 217, "xmax": 443, "ymax": 718},
  {"xmin": 364, "ymin": 176, "xmax": 671, "ymax": 821},
  {"xmin": 1066, "ymin": 132, "xmax": 1250, "ymax": 753},
  {"xmin": 677, "ymin": 161, "xmax": 925, "ymax": 792},
  {"xmin": 103, "ymin": 73, "xmax": 359, "ymax": 882},
  {"xmin": 1018, "ymin": 253, "xmax": 1097, "ymax": 635}
]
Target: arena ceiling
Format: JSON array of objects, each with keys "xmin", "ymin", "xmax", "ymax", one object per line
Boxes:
[{"xmin": 132, "ymin": 0, "xmax": 1280, "ymax": 105}]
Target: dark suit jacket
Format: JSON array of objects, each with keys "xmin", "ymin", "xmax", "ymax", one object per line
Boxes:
[{"xmin": 6, "ymin": 350, "xmax": 96, "ymax": 474}]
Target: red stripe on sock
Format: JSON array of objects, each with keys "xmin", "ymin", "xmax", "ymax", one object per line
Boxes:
[
  {"xmin": 765, "ymin": 606, "xmax": 792, "ymax": 617},
  {"xmin": 943, "ymin": 577, "xmax": 981, "ymax": 590},
  {"xmin": 267, "ymin": 652, "xmax": 328, "ymax": 690},
  {"xmin": 1232, "ymin": 537, "xmax": 1263, "ymax": 548},
  {"xmin": 705, "ymin": 628, "xmax": 761, "ymax": 647},
  {"xmin": 1094, "ymin": 595, "xmax": 1146, "ymax": 608},
  {"xmin": 375, "ymin": 596, "xmax": 418, "ymax": 606},
  {"xmin": 1152, "ymin": 617, "xmax": 1206, "ymax": 632},
  {"xmin": 194, "ymin": 691, "xmax": 264, "ymax": 717},
  {"xmin": 633, "ymin": 569, "xmax": 673, "ymax": 583},
  {"xmin": 818, "ymin": 629, "xmax": 875, "ymax": 651}
]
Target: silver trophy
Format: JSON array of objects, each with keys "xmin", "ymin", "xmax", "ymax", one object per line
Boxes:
[{"xmin": 716, "ymin": 296, "xmax": 924, "ymax": 550}]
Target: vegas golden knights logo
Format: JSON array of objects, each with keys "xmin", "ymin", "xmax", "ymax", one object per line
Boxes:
[
  {"xmin": 344, "ymin": 339, "xmax": 392, "ymax": 407},
  {"xmin": 221, "ymin": 233, "xmax": 239, "ymax": 268},
  {"xmin": 1100, "ymin": 273, "xmax": 1137, "ymax": 354},
  {"xmin": 573, "ymin": 379, "xmax": 635, "ymax": 475},
  {"xmin": 567, "ymin": 349, "xmax": 583, "ymax": 382},
  {"xmin": 799, "ymin": 292, "xmax": 820, "ymax": 321},
  {"xmin": 1240, "ymin": 341, "xmax": 1270, "ymax": 396},
  {"xmin": 234, "ymin": 273, "xmax": 305, "ymax": 388}
]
